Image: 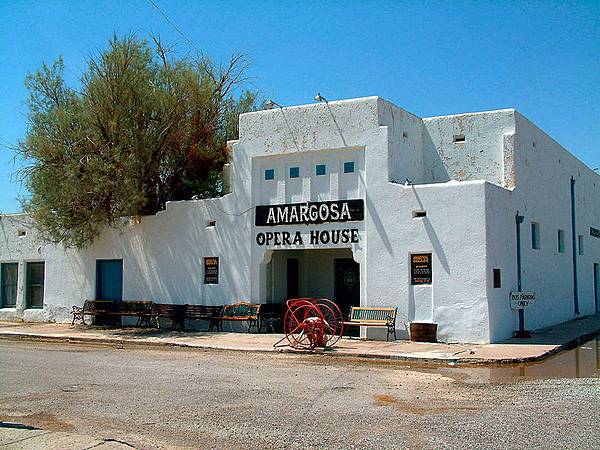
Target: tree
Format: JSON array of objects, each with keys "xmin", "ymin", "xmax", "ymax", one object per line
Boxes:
[{"xmin": 18, "ymin": 35, "xmax": 262, "ymax": 248}]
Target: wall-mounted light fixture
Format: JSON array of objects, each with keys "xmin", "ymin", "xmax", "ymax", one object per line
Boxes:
[
  {"xmin": 265, "ymin": 99, "xmax": 283, "ymax": 109},
  {"xmin": 314, "ymin": 93, "xmax": 327, "ymax": 103}
]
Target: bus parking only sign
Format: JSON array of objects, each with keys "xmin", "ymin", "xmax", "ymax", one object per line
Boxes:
[{"xmin": 510, "ymin": 292, "xmax": 536, "ymax": 309}]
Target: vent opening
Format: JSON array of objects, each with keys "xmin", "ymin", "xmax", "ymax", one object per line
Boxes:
[
  {"xmin": 412, "ymin": 210, "xmax": 427, "ymax": 218},
  {"xmin": 453, "ymin": 134, "xmax": 465, "ymax": 143}
]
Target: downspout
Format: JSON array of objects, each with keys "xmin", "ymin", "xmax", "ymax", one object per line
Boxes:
[
  {"xmin": 570, "ymin": 176, "xmax": 579, "ymax": 315},
  {"xmin": 516, "ymin": 212, "xmax": 523, "ymax": 292},
  {"xmin": 515, "ymin": 212, "xmax": 528, "ymax": 337}
]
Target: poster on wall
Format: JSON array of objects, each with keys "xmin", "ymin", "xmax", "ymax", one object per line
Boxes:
[
  {"xmin": 411, "ymin": 253, "xmax": 432, "ymax": 285},
  {"xmin": 204, "ymin": 257, "xmax": 219, "ymax": 284}
]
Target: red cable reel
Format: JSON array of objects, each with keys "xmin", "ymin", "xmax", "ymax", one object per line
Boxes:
[{"xmin": 279, "ymin": 298, "xmax": 344, "ymax": 350}]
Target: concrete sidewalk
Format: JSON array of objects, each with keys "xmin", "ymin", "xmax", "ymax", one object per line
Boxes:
[{"xmin": 0, "ymin": 314, "xmax": 599, "ymax": 365}]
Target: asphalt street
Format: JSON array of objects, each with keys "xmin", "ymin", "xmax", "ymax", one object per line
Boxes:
[{"xmin": 0, "ymin": 340, "xmax": 598, "ymax": 449}]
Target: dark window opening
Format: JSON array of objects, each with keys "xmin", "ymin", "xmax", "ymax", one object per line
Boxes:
[
  {"xmin": 493, "ymin": 269, "xmax": 501, "ymax": 288},
  {"xmin": 26, "ymin": 262, "xmax": 44, "ymax": 309},
  {"xmin": 413, "ymin": 210, "xmax": 427, "ymax": 218},
  {"xmin": 558, "ymin": 229, "xmax": 565, "ymax": 253},
  {"xmin": 453, "ymin": 134, "xmax": 465, "ymax": 143},
  {"xmin": 531, "ymin": 222, "xmax": 541, "ymax": 249},
  {"xmin": 315, "ymin": 164, "xmax": 326, "ymax": 176},
  {"xmin": 1, "ymin": 263, "xmax": 18, "ymax": 308},
  {"xmin": 265, "ymin": 169, "xmax": 275, "ymax": 180}
]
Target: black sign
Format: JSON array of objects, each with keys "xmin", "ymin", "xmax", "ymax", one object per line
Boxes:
[
  {"xmin": 591, "ymin": 227, "xmax": 600, "ymax": 239},
  {"xmin": 411, "ymin": 253, "xmax": 432, "ymax": 285},
  {"xmin": 204, "ymin": 257, "xmax": 219, "ymax": 284},
  {"xmin": 255, "ymin": 199, "xmax": 364, "ymax": 227}
]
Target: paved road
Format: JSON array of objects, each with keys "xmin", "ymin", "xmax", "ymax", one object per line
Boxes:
[{"xmin": 0, "ymin": 340, "xmax": 598, "ymax": 449}]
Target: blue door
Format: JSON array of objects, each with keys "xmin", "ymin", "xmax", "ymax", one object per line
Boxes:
[{"xmin": 96, "ymin": 260, "xmax": 123, "ymax": 302}]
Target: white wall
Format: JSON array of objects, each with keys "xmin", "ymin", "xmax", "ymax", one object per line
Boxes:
[
  {"xmin": 423, "ymin": 109, "xmax": 516, "ymax": 186},
  {"xmin": 2, "ymin": 96, "xmax": 596, "ymax": 345},
  {"xmin": 484, "ymin": 113, "xmax": 600, "ymax": 341},
  {"xmin": 0, "ymin": 195, "xmax": 252, "ymax": 323}
]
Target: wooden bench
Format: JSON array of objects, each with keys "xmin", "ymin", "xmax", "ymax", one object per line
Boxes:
[
  {"xmin": 152, "ymin": 304, "xmax": 222, "ymax": 331},
  {"xmin": 258, "ymin": 302, "xmax": 286, "ymax": 333},
  {"xmin": 342, "ymin": 307, "xmax": 398, "ymax": 341},
  {"xmin": 72, "ymin": 300, "xmax": 154, "ymax": 326},
  {"xmin": 72, "ymin": 300, "xmax": 114, "ymax": 325},
  {"xmin": 153, "ymin": 303, "xmax": 186, "ymax": 330},
  {"xmin": 187, "ymin": 305, "xmax": 222, "ymax": 331},
  {"xmin": 212, "ymin": 302, "xmax": 261, "ymax": 333},
  {"xmin": 118, "ymin": 301, "xmax": 154, "ymax": 327}
]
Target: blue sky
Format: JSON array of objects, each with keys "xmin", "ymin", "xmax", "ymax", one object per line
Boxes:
[{"xmin": 1, "ymin": 0, "xmax": 598, "ymax": 213}]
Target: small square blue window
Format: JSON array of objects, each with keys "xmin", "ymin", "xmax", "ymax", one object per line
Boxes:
[
  {"xmin": 315, "ymin": 164, "xmax": 326, "ymax": 176},
  {"xmin": 265, "ymin": 169, "xmax": 274, "ymax": 180},
  {"xmin": 289, "ymin": 167, "xmax": 300, "ymax": 178},
  {"xmin": 344, "ymin": 161, "xmax": 355, "ymax": 173}
]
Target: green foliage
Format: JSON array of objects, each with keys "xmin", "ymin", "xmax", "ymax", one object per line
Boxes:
[{"xmin": 18, "ymin": 35, "xmax": 261, "ymax": 248}]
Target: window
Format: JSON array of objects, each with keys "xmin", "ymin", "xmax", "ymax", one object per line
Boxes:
[
  {"xmin": 289, "ymin": 167, "xmax": 300, "ymax": 178},
  {"xmin": 578, "ymin": 235, "xmax": 584, "ymax": 255},
  {"xmin": 412, "ymin": 210, "xmax": 427, "ymax": 218},
  {"xmin": 1, "ymin": 263, "xmax": 18, "ymax": 308},
  {"xmin": 343, "ymin": 161, "xmax": 355, "ymax": 173},
  {"xmin": 531, "ymin": 222, "xmax": 541, "ymax": 249},
  {"xmin": 453, "ymin": 134, "xmax": 465, "ymax": 143},
  {"xmin": 315, "ymin": 164, "xmax": 326, "ymax": 176},
  {"xmin": 557, "ymin": 229, "xmax": 565, "ymax": 253},
  {"xmin": 264, "ymin": 169, "xmax": 274, "ymax": 180},
  {"xmin": 26, "ymin": 262, "xmax": 44, "ymax": 309},
  {"xmin": 493, "ymin": 269, "xmax": 501, "ymax": 289},
  {"xmin": 207, "ymin": 220, "xmax": 216, "ymax": 228}
]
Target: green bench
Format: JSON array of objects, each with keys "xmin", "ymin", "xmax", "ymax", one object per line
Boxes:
[
  {"xmin": 343, "ymin": 306, "xmax": 398, "ymax": 341},
  {"xmin": 211, "ymin": 301, "xmax": 261, "ymax": 333}
]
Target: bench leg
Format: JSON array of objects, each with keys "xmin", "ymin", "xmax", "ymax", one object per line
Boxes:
[
  {"xmin": 247, "ymin": 318, "xmax": 258, "ymax": 334},
  {"xmin": 71, "ymin": 308, "xmax": 85, "ymax": 326},
  {"xmin": 386, "ymin": 323, "xmax": 397, "ymax": 341}
]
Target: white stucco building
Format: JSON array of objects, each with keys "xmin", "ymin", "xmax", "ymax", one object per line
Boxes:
[{"xmin": 1, "ymin": 96, "xmax": 599, "ymax": 343}]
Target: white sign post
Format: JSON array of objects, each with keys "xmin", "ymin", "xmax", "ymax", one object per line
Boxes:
[{"xmin": 510, "ymin": 292, "xmax": 536, "ymax": 310}]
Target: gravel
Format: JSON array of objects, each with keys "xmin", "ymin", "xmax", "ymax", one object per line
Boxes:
[{"xmin": 0, "ymin": 340, "xmax": 598, "ymax": 449}]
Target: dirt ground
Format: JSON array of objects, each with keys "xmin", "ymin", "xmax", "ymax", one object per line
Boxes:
[{"xmin": 0, "ymin": 340, "xmax": 598, "ymax": 449}]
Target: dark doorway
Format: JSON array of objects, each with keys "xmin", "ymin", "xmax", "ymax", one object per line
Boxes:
[
  {"xmin": 334, "ymin": 258, "xmax": 360, "ymax": 321},
  {"xmin": 287, "ymin": 258, "xmax": 300, "ymax": 299},
  {"xmin": 96, "ymin": 260, "xmax": 123, "ymax": 325}
]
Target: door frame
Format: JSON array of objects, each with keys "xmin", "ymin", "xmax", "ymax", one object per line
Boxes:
[{"xmin": 95, "ymin": 259, "xmax": 124, "ymax": 302}]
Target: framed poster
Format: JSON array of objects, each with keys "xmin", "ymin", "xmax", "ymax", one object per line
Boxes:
[
  {"xmin": 204, "ymin": 257, "xmax": 219, "ymax": 284},
  {"xmin": 411, "ymin": 253, "xmax": 432, "ymax": 285}
]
